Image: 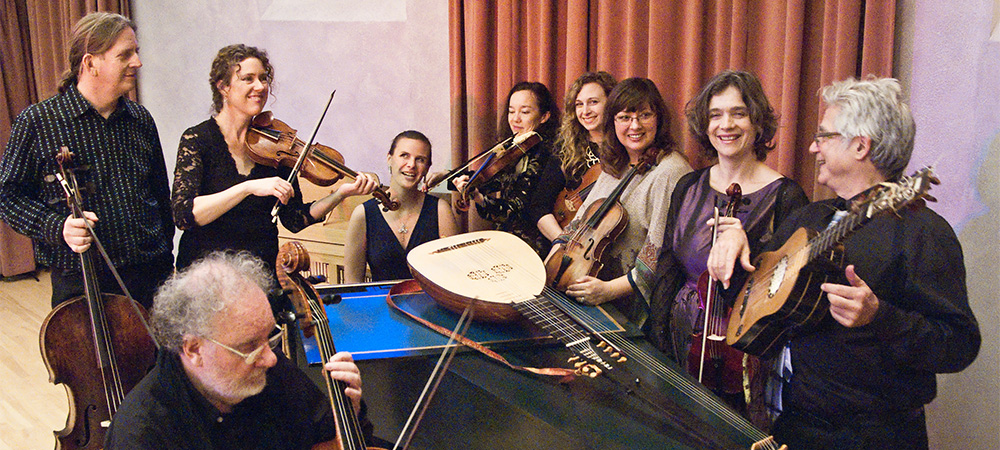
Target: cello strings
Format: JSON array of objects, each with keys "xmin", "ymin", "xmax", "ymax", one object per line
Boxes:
[
  {"xmin": 64, "ymin": 173, "xmax": 128, "ymax": 415},
  {"xmin": 309, "ymin": 297, "xmax": 364, "ymax": 450}
]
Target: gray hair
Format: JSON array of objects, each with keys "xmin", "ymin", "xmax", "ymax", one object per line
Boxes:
[
  {"xmin": 59, "ymin": 12, "xmax": 137, "ymax": 94},
  {"xmin": 821, "ymin": 76, "xmax": 915, "ymax": 181},
  {"xmin": 151, "ymin": 251, "xmax": 274, "ymax": 352}
]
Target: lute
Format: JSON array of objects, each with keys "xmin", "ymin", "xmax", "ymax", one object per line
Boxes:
[{"xmin": 408, "ymin": 230, "xmax": 785, "ymax": 450}]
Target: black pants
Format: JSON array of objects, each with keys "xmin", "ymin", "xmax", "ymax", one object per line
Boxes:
[
  {"xmin": 772, "ymin": 406, "xmax": 928, "ymax": 450},
  {"xmin": 50, "ymin": 252, "xmax": 174, "ymax": 310}
]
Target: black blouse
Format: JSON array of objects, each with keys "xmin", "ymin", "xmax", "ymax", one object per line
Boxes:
[{"xmin": 171, "ymin": 118, "xmax": 318, "ymax": 274}]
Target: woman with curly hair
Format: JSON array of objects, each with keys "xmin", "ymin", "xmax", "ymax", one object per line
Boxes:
[
  {"xmin": 171, "ymin": 44, "xmax": 379, "ymax": 276},
  {"xmin": 641, "ymin": 69, "xmax": 809, "ymax": 427},
  {"xmin": 545, "ymin": 71, "xmax": 617, "ymax": 228}
]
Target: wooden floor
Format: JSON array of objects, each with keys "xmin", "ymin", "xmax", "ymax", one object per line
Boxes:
[{"xmin": 0, "ymin": 270, "xmax": 68, "ymax": 450}]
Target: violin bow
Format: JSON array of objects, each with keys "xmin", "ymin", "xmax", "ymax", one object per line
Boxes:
[
  {"xmin": 270, "ymin": 90, "xmax": 336, "ymax": 223},
  {"xmin": 391, "ymin": 301, "xmax": 475, "ymax": 450}
]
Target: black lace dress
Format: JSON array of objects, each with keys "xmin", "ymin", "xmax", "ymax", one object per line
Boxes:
[{"xmin": 171, "ymin": 118, "xmax": 319, "ymax": 275}]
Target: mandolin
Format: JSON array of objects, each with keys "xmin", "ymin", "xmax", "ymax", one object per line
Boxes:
[
  {"xmin": 727, "ymin": 168, "xmax": 939, "ymax": 357},
  {"xmin": 407, "ymin": 230, "xmax": 786, "ymax": 450}
]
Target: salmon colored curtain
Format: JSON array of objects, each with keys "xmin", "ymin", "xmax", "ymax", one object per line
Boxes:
[
  {"xmin": 0, "ymin": 0, "xmax": 132, "ymax": 277},
  {"xmin": 449, "ymin": 0, "xmax": 896, "ymax": 203}
]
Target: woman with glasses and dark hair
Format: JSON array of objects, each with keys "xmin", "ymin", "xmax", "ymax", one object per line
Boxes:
[
  {"xmin": 639, "ymin": 70, "xmax": 808, "ymax": 427},
  {"xmin": 551, "ymin": 77, "xmax": 692, "ymax": 327}
]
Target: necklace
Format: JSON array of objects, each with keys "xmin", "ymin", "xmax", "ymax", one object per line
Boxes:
[{"xmin": 395, "ymin": 210, "xmax": 418, "ymax": 234}]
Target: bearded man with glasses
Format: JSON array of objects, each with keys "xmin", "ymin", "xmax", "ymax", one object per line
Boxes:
[{"xmin": 105, "ymin": 251, "xmax": 373, "ymax": 449}]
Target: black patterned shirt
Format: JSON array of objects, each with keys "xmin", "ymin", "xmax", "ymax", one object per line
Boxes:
[{"xmin": 0, "ymin": 85, "xmax": 174, "ymax": 270}]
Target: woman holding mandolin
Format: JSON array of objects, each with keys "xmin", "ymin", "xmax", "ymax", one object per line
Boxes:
[
  {"xmin": 171, "ymin": 44, "xmax": 380, "ymax": 275},
  {"xmin": 453, "ymin": 81, "xmax": 564, "ymax": 256},
  {"xmin": 550, "ymin": 77, "xmax": 692, "ymax": 327},
  {"xmin": 639, "ymin": 70, "xmax": 808, "ymax": 427},
  {"xmin": 548, "ymin": 71, "xmax": 617, "ymax": 228}
]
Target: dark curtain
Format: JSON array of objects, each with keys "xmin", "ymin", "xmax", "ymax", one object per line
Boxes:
[
  {"xmin": 449, "ymin": 0, "xmax": 897, "ymax": 218},
  {"xmin": 0, "ymin": 0, "xmax": 132, "ymax": 277}
]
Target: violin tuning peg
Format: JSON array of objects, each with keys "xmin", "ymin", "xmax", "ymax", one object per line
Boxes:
[
  {"xmin": 596, "ymin": 341, "xmax": 606, "ymax": 348},
  {"xmin": 306, "ymin": 274, "xmax": 327, "ymax": 284},
  {"xmin": 617, "ymin": 356, "xmax": 627, "ymax": 363},
  {"xmin": 567, "ymin": 356, "xmax": 580, "ymax": 363},
  {"xmin": 321, "ymin": 294, "xmax": 342, "ymax": 306},
  {"xmin": 44, "ymin": 174, "xmax": 57, "ymax": 183},
  {"xmin": 276, "ymin": 310, "xmax": 297, "ymax": 325},
  {"xmin": 268, "ymin": 288, "xmax": 292, "ymax": 300}
]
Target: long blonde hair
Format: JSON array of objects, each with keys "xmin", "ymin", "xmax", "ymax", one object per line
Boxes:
[{"xmin": 555, "ymin": 72, "xmax": 616, "ymax": 183}]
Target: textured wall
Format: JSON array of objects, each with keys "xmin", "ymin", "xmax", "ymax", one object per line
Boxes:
[
  {"xmin": 906, "ymin": 0, "xmax": 1000, "ymax": 448},
  {"xmin": 133, "ymin": 0, "xmax": 450, "ymax": 181}
]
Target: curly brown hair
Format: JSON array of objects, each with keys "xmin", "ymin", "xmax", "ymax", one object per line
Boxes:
[
  {"xmin": 209, "ymin": 44, "xmax": 274, "ymax": 113},
  {"xmin": 555, "ymin": 72, "xmax": 617, "ymax": 183},
  {"xmin": 685, "ymin": 70, "xmax": 777, "ymax": 161}
]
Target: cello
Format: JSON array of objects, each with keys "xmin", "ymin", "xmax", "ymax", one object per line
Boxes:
[
  {"xmin": 39, "ymin": 147, "xmax": 157, "ymax": 449},
  {"xmin": 276, "ymin": 242, "xmax": 386, "ymax": 450},
  {"xmin": 687, "ymin": 183, "xmax": 746, "ymax": 397},
  {"xmin": 543, "ymin": 151, "xmax": 655, "ymax": 291}
]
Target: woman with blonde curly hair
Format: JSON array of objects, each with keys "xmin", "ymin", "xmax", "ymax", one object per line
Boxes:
[{"xmin": 544, "ymin": 71, "xmax": 617, "ymax": 228}]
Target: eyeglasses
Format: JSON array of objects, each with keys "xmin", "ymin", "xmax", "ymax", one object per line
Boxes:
[
  {"xmin": 205, "ymin": 326, "xmax": 284, "ymax": 365},
  {"xmin": 813, "ymin": 131, "xmax": 842, "ymax": 145},
  {"xmin": 614, "ymin": 111, "xmax": 656, "ymax": 125}
]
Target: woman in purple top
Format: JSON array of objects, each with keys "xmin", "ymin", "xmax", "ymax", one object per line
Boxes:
[{"xmin": 638, "ymin": 70, "xmax": 809, "ymax": 428}]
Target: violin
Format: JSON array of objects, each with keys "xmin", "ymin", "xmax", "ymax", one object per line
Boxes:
[
  {"xmin": 455, "ymin": 131, "xmax": 541, "ymax": 210},
  {"xmin": 276, "ymin": 242, "xmax": 386, "ymax": 450},
  {"xmin": 424, "ymin": 132, "xmax": 541, "ymax": 210},
  {"xmin": 552, "ymin": 162, "xmax": 602, "ymax": 228},
  {"xmin": 39, "ymin": 147, "xmax": 156, "ymax": 449},
  {"xmin": 544, "ymin": 151, "xmax": 656, "ymax": 291},
  {"xmin": 245, "ymin": 111, "xmax": 399, "ymax": 212},
  {"xmin": 687, "ymin": 183, "xmax": 745, "ymax": 396}
]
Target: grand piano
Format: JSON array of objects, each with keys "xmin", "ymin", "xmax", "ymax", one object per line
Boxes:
[{"xmin": 283, "ymin": 280, "xmax": 773, "ymax": 450}]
